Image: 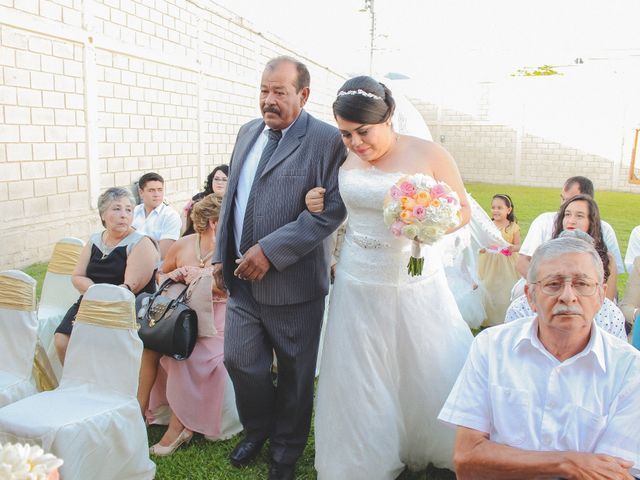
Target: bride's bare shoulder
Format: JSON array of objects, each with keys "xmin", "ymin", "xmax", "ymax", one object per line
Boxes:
[{"xmin": 397, "ymin": 135, "xmax": 453, "ymax": 171}]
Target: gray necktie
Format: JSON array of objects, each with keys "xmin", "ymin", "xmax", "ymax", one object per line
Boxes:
[{"xmin": 239, "ymin": 129, "xmax": 282, "ymax": 254}]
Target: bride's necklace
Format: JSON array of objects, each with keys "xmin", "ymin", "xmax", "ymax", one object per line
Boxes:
[{"xmin": 195, "ymin": 234, "xmax": 214, "ymax": 268}]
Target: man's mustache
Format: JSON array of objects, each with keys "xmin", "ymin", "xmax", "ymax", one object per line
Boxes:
[
  {"xmin": 552, "ymin": 305, "xmax": 581, "ymax": 316},
  {"xmin": 263, "ymin": 106, "xmax": 280, "ymax": 114}
]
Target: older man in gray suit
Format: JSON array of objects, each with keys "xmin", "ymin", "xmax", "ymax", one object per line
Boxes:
[{"xmin": 212, "ymin": 56, "xmax": 346, "ymax": 480}]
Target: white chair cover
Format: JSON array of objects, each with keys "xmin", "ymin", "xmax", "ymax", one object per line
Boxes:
[
  {"xmin": 38, "ymin": 237, "xmax": 85, "ymax": 380},
  {"xmin": 0, "ymin": 284, "xmax": 155, "ymax": 480},
  {"xmin": 0, "ymin": 270, "xmax": 38, "ymax": 407}
]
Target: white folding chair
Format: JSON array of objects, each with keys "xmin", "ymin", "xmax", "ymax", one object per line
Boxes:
[
  {"xmin": 0, "ymin": 270, "xmax": 39, "ymax": 407},
  {"xmin": 0, "ymin": 284, "xmax": 155, "ymax": 480},
  {"xmin": 37, "ymin": 237, "xmax": 84, "ymax": 381}
]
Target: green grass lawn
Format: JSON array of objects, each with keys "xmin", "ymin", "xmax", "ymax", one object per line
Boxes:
[
  {"xmin": 22, "ymin": 262, "xmax": 48, "ymax": 301},
  {"xmin": 147, "ymin": 426, "xmax": 454, "ymax": 479},
  {"xmin": 19, "ymin": 183, "xmax": 638, "ymax": 479}
]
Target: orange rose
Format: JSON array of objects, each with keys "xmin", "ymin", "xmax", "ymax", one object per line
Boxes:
[
  {"xmin": 415, "ymin": 191, "xmax": 431, "ymax": 206},
  {"xmin": 400, "ymin": 209, "xmax": 414, "ymax": 223},
  {"xmin": 400, "ymin": 196, "xmax": 416, "ymax": 210},
  {"xmin": 430, "ymin": 199, "xmax": 441, "ymax": 208}
]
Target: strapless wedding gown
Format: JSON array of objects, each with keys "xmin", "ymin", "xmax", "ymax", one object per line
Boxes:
[{"xmin": 315, "ymin": 168, "xmax": 473, "ymax": 480}]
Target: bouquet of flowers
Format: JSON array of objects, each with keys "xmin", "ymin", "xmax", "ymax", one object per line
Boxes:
[
  {"xmin": 0, "ymin": 443, "xmax": 63, "ymax": 480},
  {"xmin": 384, "ymin": 175, "xmax": 461, "ymax": 276}
]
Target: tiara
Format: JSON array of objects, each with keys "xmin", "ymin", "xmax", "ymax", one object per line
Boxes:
[{"xmin": 337, "ymin": 89, "xmax": 383, "ymax": 101}]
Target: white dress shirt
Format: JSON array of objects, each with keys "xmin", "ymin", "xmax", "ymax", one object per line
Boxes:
[
  {"xmin": 625, "ymin": 225, "xmax": 640, "ymax": 274},
  {"xmin": 132, "ymin": 202, "xmax": 181, "ymax": 242},
  {"xmin": 504, "ymin": 295, "xmax": 627, "ymax": 340},
  {"xmin": 232, "ymin": 120, "xmax": 296, "ymax": 257},
  {"xmin": 438, "ymin": 317, "xmax": 640, "ymax": 476},
  {"xmin": 520, "ymin": 211, "xmax": 624, "ymax": 272}
]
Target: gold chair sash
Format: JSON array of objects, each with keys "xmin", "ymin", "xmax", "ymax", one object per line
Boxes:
[
  {"xmin": 32, "ymin": 339, "xmax": 58, "ymax": 392},
  {"xmin": 76, "ymin": 299, "xmax": 137, "ymax": 329},
  {"xmin": 0, "ymin": 275, "xmax": 35, "ymax": 311},
  {"xmin": 47, "ymin": 242, "xmax": 83, "ymax": 275}
]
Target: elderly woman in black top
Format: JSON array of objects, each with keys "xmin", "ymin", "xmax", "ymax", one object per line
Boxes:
[{"xmin": 54, "ymin": 187, "xmax": 158, "ymax": 363}]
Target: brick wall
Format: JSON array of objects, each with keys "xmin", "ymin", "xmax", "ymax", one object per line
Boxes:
[
  {"xmin": 0, "ymin": 0, "xmax": 345, "ymax": 269},
  {"xmin": 411, "ymin": 73, "xmax": 640, "ymax": 195}
]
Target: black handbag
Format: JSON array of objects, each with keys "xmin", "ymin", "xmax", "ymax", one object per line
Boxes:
[{"xmin": 135, "ymin": 279, "xmax": 198, "ymax": 360}]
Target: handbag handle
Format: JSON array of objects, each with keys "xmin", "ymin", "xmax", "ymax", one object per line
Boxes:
[
  {"xmin": 139, "ymin": 278, "xmax": 190, "ymax": 326},
  {"xmin": 154, "ymin": 278, "xmax": 190, "ymax": 302}
]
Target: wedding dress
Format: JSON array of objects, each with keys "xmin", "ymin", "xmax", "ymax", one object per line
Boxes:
[{"xmin": 315, "ymin": 167, "xmax": 473, "ymax": 479}]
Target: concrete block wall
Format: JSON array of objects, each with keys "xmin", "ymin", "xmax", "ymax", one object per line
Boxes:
[
  {"xmin": 438, "ymin": 124, "xmax": 517, "ymax": 185},
  {"xmin": 0, "ymin": 0, "xmax": 345, "ymax": 269},
  {"xmin": 519, "ymin": 134, "xmax": 612, "ymax": 189},
  {"xmin": 411, "ymin": 76, "xmax": 640, "ymax": 194}
]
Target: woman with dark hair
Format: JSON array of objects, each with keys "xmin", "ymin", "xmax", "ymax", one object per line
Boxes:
[
  {"xmin": 309, "ymin": 76, "xmax": 473, "ymax": 478},
  {"xmin": 182, "ymin": 165, "xmax": 229, "ymax": 236},
  {"xmin": 478, "ymin": 193, "xmax": 521, "ymax": 326},
  {"xmin": 551, "ymin": 193, "xmax": 616, "ymax": 300}
]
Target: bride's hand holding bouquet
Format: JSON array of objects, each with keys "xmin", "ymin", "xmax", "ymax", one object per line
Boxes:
[{"xmin": 384, "ymin": 175, "xmax": 461, "ymax": 276}]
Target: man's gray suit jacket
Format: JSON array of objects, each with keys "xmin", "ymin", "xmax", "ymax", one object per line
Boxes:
[{"xmin": 213, "ymin": 109, "xmax": 347, "ymax": 305}]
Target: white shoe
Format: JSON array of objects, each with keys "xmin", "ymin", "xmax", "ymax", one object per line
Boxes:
[{"xmin": 149, "ymin": 429, "xmax": 193, "ymax": 456}]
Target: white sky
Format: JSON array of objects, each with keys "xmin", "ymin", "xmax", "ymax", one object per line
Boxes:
[{"xmin": 215, "ymin": 0, "xmax": 640, "ymax": 81}]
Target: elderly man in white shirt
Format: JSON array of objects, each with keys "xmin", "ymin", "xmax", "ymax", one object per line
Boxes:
[
  {"xmin": 132, "ymin": 172, "xmax": 181, "ymax": 260},
  {"xmin": 515, "ymin": 176, "xmax": 623, "ymax": 279},
  {"xmin": 439, "ymin": 236, "xmax": 640, "ymax": 480}
]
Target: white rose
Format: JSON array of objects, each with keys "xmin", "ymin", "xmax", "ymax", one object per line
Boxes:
[
  {"xmin": 0, "ymin": 443, "xmax": 63, "ymax": 480},
  {"xmin": 383, "ymin": 208, "xmax": 398, "ymax": 226},
  {"xmin": 417, "ymin": 225, "xmax": 446, "ymax": 244},
  {"xmin": 401, "ymin": 224, "xmax": 419, "ymax": 240}
]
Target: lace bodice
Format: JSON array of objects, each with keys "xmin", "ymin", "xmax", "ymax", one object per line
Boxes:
[{"xmin": 338, "ymin": 167, "xmax": 443, "ymax": 284}]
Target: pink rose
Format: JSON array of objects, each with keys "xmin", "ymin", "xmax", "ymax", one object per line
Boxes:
[
  {"xmin": 430, "ymin": 184, "xmax": 447, "ymax": 199},
  {"xmin": 412, "ymin": 205, "xmax": 426, "ymax": 220},
  {"xmin": 390, "ymin": 220, "xmax": 404, "ymax": 237},
  {"xmin": 500, "ymin": 248, "xmax": 513, "ymax": 257},
  {"xmin": 399, "ymin": 181, "xmax": 417, "ymax": 197},
  {"xmin": 390, "ymin": 185, "xmax": 403, "ymax": 200}
]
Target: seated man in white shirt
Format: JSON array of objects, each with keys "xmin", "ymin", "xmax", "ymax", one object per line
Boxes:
[
  {"xmin": 132, "ymin": 172, "xmax": 181, "ymax": 261},
  {"xmin": 516, "ymin": 176, "xmax": 623, "ymax": 279},
  {"xmin": 439, "ymin": 236, "xmax": 640, "ymax": 479}
]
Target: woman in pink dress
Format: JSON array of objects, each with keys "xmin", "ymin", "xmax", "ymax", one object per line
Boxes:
[{"xmin": 145, "ymin": 194, "xmax": 241, "ymax": 455}]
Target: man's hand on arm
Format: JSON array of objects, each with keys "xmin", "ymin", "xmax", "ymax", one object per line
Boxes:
[
  {"xmin": 454, "ymin": 427, "xmax": 634, "ymax": 480},
  {"xmin": 234, "ymin": 244, "xmax": 271, "ymax": 282}
]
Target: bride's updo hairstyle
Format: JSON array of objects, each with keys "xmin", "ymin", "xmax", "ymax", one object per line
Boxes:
[{"xmin": 333, "ymin": 76, "xmax": 395, "ymax": 125}]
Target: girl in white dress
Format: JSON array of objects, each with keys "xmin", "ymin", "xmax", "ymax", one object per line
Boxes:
[{"xmin": 311, "ymin": 76, "xmax": 473, "ymax": 479}]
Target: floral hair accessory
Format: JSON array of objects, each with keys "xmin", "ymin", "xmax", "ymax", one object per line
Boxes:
[{"xmin": 337, "ymin": 89, "xmax": 383, "ymax": 101}]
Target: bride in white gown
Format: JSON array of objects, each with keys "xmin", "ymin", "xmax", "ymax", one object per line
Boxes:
[{"xmin": 312, "ymin": 76, "xmax": 474, "ymax": 479}]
